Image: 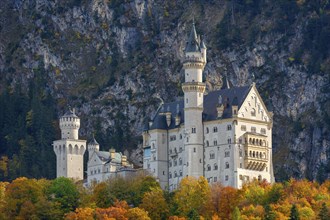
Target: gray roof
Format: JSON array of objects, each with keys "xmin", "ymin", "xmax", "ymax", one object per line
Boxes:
[
  {"xmin": 149, "ymin": 85, "xmax": 251, "ymax": 130},
  {"xmin": 185, "ymin": 23, "xmax": 200, "ymax": 53},
  {"xmin": 89, "ymin": 136, "xmax": 99, "ymax": 146},
  {"xmin": 62, "ymin": 109, "xmax": 78, "ymax": 118},
  {"xmin": 95, "ymin": 151, "xmax": 122, "ymax": 163}
]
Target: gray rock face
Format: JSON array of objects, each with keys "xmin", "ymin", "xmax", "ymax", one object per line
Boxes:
[{"xmin": 0, "ymin": 0, "xmax": 329, "ymax": 181}]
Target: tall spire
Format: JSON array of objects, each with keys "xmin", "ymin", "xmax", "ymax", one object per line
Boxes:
[{"xmin": 185, "ymin": 21, "xmax": 200, "ymax": 53}]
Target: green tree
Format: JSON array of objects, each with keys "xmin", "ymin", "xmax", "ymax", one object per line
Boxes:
[
  {"xmin": 318, "ymin": 203, "xmax": 329, "ymax": 220},
  {"xmin": 46, "ymin": 177, "xmax": 80, "ymax": 215},
  {"xmin": 232, "ymin": 206, "xmax": 242, "ymax": 220},
  {"xmin": 289, "ymin": 204, "xmax": 300, "ymax": 220}
]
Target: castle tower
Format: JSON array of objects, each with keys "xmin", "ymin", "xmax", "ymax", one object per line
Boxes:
[
  {"xmin": 182, "ymin": 22, "xmax": 207, "ymax": 178},
  {"xmin": 53, "ymin": 109, "xmax": 86, "ymax": 180},
  {"xmin": 88, "ymin": 136, "xmax": 100, "ymax": 159}
]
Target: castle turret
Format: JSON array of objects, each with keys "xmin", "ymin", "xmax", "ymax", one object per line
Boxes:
[
  {"xmin": 88, "ymin": 136, "xmax": 99, "ymax": 159},
  {"xmin": 53, "ymin": 108, "xmax": 86, "ymax": 180},
  {"xmin": 182, "ymin": 22, "xmax": 206, "ymax": 178}
]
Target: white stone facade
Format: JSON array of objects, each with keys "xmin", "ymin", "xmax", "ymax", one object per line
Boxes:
[
  {"xmin": 142, "ymin": 24, "xmax": 275, "ymax": 191},
  {"xmin": 53, "ymin": 111, "xmax": 136, "ymax": 183},
  {"xmin": 53, "ymin": 109, "xmax": 86, "ymax": 180}
]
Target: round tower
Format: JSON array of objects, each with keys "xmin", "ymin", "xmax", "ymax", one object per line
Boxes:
[
  {"xmin": 182, "ymin": 22, "xmax": 206, "ymax": 178},
  {"xmin": 59, "ymin": 109, "xmax": 80, "ymax": 140}
]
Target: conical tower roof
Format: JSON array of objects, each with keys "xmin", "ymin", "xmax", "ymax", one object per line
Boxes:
[{"xmin": 185, "ymin": 22, "xmax": 200, "ymax": 53}]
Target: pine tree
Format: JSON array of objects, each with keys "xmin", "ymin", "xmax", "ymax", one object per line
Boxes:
[
  {"xmin": 232, "ymin": 206, "xmax": 242, "ymax": 220},
  {"xmin": 318, "ymin": 203, "xmax": 329, "ymax": 220},
  {"xmin": 289, "ymin": 204, "xmax": 300, "ymax": 220}
]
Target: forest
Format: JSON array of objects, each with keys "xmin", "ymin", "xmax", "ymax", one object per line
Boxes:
[{"xmin": 0, "ymin": 175, "xmax": 329, "ymax": 220}]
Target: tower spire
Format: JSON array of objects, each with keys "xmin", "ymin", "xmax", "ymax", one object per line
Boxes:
[{"xmin": 186, "ymin": 21, "xmax": 200, "ymax": 53}]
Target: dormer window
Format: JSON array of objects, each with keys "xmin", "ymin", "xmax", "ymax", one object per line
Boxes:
[{"xmin": 251, "ymin": 108, "xmax": 256, "ymax": 117}]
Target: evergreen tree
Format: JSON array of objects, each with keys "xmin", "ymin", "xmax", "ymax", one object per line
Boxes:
[
  {"xmin": 289, "ymin": 204, "xmax": 300, "ymax": 220},
  {"xmin": 232, "ymin": 206, "xmax": 242, "ymax": 220},
  {"xmin": 264, "ymin": 204, "xmax": 276, "ymax": 220},
  {"xmin": 318, "ymin": 203, "xmax": 329, "ymax": 220}
]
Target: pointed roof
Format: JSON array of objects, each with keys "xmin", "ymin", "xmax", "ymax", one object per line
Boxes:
[
  {"xmin": 62, "ymin": 108, "xmax": 78, "ymax": 118},
  {"xmin": 185, "ymin": 22, "xmax": 200, "ymax": 53},
  {"xmin": 200, "ymin": 35, "xmax": 206, "ymax": 49},
  {"xmin": 89, "ymin": 136, "xmax": 99, "ymax": 145}
]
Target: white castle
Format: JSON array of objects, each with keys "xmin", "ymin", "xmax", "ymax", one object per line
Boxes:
[
  {"xmin": 142, "ymin": 23, "xmax": 275, "ymax": 190},
  {"xmin": 53, "ymin": 109, "xmax": 135, "ymax": 185}
]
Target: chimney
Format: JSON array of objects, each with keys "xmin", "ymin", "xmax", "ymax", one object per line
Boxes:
[
  {"xmin": 121, "ymin": 155, "xmax": 127, "ymax": 166},
  {"xmin": 165, "ymin": 112, "xmax": 172, "ymax": 127},
  {"xmin": 217, "ymin": 104, "xmax": 225, "ymax": 118},
  {"xmin": 109, "ymin": 148, "xmax": 115, "ymax": 160}
]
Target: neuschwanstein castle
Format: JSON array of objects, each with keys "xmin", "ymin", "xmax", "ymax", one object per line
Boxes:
[
  {"xmin": 52, "ymin": 22, "xmax": 274, "ymax": 190},
  {"xmin": 142, "ymin": 23, "xmax": 275, "ymax": 190}
]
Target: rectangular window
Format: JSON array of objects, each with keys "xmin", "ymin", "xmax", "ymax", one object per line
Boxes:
[
  {"xmin": 213, "ymin": 127, "xmax": 218, "ymax": 132},
  {"xmin": 192, "ymin": 128, "xmax": 196, "ymax": 133},
  {"xmin": 170, "ymin": 135, "xmax": 176, "ymax": 141},
  {"xmin": 261, "ymin": 128, "xmax": 266, "ymax": 134},
  {"xmin": 227, "ymin": 125, "xmax": 232, "ymax": 130},
  {"xmin": 241, "ymin": 125, "xmax": 246, "ymax": 131},
  {"xmin": 251, "ymin": 127, "xmax": 256, "ymax": 133},
  {"xmin": 214, "ymin": 177, "xmax": 217, "ymax": 182},
  {"xmin": 225, "ymin": 175, "xmax": 229, "ymax": 181}
]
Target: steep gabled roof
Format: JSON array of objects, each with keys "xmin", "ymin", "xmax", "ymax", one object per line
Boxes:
[
  {"xmin": 185, "ymin": 22, "xmax": 200, "ymax": 53},
  {"xmin": 149, "ymin": 85, "xmax": 251, "ymax": 130}
]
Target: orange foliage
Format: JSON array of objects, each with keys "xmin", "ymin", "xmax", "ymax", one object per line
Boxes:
[{"xmin": 211, "ymin": 183, "xmax": 241, "ymax": 219}]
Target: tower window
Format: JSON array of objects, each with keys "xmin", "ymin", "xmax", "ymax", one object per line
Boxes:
[
  {"xmin": 213, "ymin": 127, "xmax": 218, "ymax": 132},
  {"xmin": 251, "ymin": 108, "xmax": 256, "ymax": 116},
  {"xmin": 227, "ymin": 125, "xmax": 232, "ymax": 130},
  {"xmin": 210, "ymin": 151, "xmax": 215, "ymax": 159},
  {"xmin": 192, "ymin": 127, "xmax": 196, "ymax": 133},
  {"xmin": 206, "ymin": 127, "xmax": 209, "ymax": 133},
  {"xmin": 225, "ymin": 162, "xmax": 229, "ymax": 169},
  {"xmin": 206, "ymin": 141, "xmax": 209, "ymax": 147},
  {"xmin": 207, "ymin": 164, "xmax": 211, "ymax": 171},
  {"xmin": 225, "ymin": 151, "xmax": 230, "ymax": 157},
  {"xmin": 214, "ymin": 164, "xmax": 218, "ymax": 170},
  {"xmin": 214, "ymin": 140, "xmax": 217, "ymax": 146},
  {"xmin": 193, "ymin": 148, "xmax": 196, "ymax": 152}
]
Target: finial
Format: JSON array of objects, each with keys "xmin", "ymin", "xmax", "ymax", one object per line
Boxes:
[{"xmin": 251, "ymin": 73, "xmax": 255, "ymax": 82}]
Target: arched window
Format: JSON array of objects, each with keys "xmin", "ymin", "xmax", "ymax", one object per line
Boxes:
[
  {"xmin": 214, "ymin": 164, "xmax": 218, "ymax": 170},
  {"xmin": 206, "ymin": 127, "xmax": 209, "ymax": 133},
  {"xmin": 169, "ymin": 172, "xmax": 172, "ymax": 178},
  {"xmin": 225, "ymin": 151, "xmax": 230, "ymax": 157},
  {"xmin": 239, "ymin": 150, "xmax": 243, "ymax": 157},
  {"xmin": 213, "ymin": 127, "xmax": 218, "ymax": 132},
  {"xmin": 174, "ymin": 159, "xmax": 177, "ymax": 166},
  {"xmin": 227, "ymin": 125, "xmax": 232, "ymax": 130},
  {"xmin": 174, "ymin": 171, "xmax": 177, "ymax": 178},
  {"xmin": 214, "ymin": 140, "xmax": 218, "ymax": 146},
  {"xmin": 207, "ymin": 164, "xmax": 211, "ymax": 171},
  {"xmin": 192, "ymin": 127, "xmax": 196, "ymax": 133},
  {"xmin": 225, "ymin": 162, "xmax": 229, "ymax": 169},
  {"xmin": 206, "ymin": 141, "xmax": 209, "ymax": 147},
  {"xmin": 180, "ymin": 170, "xmax": 182, "ymax": 176},
  {"xmin": 179, "ymin": 158, "xmax": 182, "ymax": 165}
]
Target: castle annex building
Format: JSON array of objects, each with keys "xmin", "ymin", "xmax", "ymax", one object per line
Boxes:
[
  {"xmin": 142, "ymin": 23, "xmax": 275, "ymax": 191},
  {"xmin": 53, "ymin": 109, "xmax": 135, "ymax": 185}
]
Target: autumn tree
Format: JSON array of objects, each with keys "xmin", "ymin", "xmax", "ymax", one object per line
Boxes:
[
  {"xmin": 140, "ymin": 187, "xmax": 169, "ymax": 220},
  {"xmin": 65, "ymin": 207, "xmax": 95, "ymax": 220},
  {"xmin": 211, "ymin": 183, "xmax": 241, "ymax": 219},
  {"xmin": 126, "ymin": 207, "xmax": 151, "ymax": 220},
  {"xmin": 174, "ymin": 176, "xmax": 211, "ymax": 218}
]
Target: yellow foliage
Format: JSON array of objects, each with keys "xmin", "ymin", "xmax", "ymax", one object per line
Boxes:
[
  {"xmin": 126, "ymin": 207, "xmax": 150, "ymax": 220},
  {"xmin": 140, "ymin": 187, "xmax": 169, "ymax": 220}
]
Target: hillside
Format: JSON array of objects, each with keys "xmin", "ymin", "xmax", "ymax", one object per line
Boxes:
[{"xmin": 0, "ymin": 0, "xmax": 329, "ymax": 181}]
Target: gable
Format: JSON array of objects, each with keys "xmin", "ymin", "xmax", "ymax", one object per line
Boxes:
[
  {"xmin": 238, "ymin": 84, "xmax": 271, "ymax": 122},
  {"xmin": 88, "ymin": 152, "xmax": 104, "ymax": 166}
]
